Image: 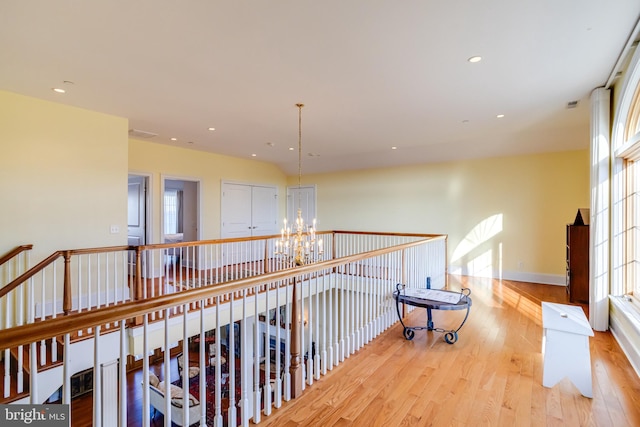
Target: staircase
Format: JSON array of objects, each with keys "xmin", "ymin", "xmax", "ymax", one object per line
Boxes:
[{"xmin": 1, "ymin": 338, "xmax": 64, "ymax": 403}]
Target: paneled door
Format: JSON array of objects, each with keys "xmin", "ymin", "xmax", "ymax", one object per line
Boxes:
[
  {"xmin": 127, "ymin": 175, "xmax": 148, "ymax": 275},
  {"xmin": 128, "ymin": 175, "xmax": 147, "ymax": 246},
  {"xmin": 221, "ymin": 182, "xmax": 278, "ymax": 238},
  {"xmin": 221, "ymin": 182, "xmax": 278, "ymax": 269},
  {"xmin": 251, "ymin": 185, "xmax": 278, "ymax": 237}
]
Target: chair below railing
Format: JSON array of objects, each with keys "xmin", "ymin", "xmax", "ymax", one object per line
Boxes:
[{"xmin": 0, "ymin": 232, "xmax": 447, "ymax": 427}]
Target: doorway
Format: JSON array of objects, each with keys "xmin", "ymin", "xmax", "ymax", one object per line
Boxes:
[
  {"xmin": 128, "ymin": 175, "xmax": 149, "ymax": 246},
  {"xmin": 163, "ymin": 178, "xmax": 200, "ymax": 244},
  {"xmin": 128, "ymin": 174, "xmax": 151, "ymax": 275}
]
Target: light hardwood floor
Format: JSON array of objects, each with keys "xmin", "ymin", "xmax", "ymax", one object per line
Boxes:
[{"xmin": 255, "ymin": 276, "xmax": 640, "ymax": 427}]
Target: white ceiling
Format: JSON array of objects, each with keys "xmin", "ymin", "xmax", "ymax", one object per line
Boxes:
[{"xmin": 1, "ymin": 1, "xmax": 639, "ymax": 175}]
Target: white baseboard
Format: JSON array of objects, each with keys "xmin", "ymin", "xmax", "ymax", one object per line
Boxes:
[
  {"xmin": 449, "ymin": 266, "xmax": 565, "ymax": 286},
  {"xmin": 499, "ymin": 270, "xmax": 565, "ymax": 286}
]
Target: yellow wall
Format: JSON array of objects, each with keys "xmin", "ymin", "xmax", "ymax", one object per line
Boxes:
[
  {"xmin": 1, "ymin": 90, "xmax": 589, "ymax": 282},
  {"xmin": 303, "ymin": 150, "xmax": 589, "ymax": 281},
  {"xmin": 0, "ymin": 90, "xmax": 128, "ymax": 261},
  {"xmin": 128, "ymin": 139, "xmax": 287, "ymax": 241}
]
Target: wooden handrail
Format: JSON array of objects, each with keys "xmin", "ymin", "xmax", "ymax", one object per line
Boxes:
[
  {"xmin": 0, "ymin": 244, "xmax": 33, "ymax": 267},
  {"xmin": 0, "ymin": 245, "xmax": 133, "ymax": 300},
  {"xmin": 0, "ymin": 251, "xmax": 63, "ymax": 299},
  {"xmin": 331, "ymin": 230, "xmax": 444, "ymax": 238},
  {"xmin": 0, "ymin": 235, "xmax": 446, "ymax": 350}
]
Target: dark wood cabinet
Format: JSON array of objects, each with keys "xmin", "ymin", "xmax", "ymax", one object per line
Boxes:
[{"xmin": 566, "ymin": 224, "xmax": 589, "ymax": 304}]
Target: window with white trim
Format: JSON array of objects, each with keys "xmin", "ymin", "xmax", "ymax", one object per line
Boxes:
[{"xmin": 618, "ymin": 83, "xmax": 640, "ymax": 302}]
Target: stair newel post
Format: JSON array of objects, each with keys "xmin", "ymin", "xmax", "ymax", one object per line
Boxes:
[
  {"xmin": 63, "ymin": 251, "xmax": 72, "ymax": 315},
  {"xmin": 290, "ymin": 276, "xmax": 303, "ymax": 398}
]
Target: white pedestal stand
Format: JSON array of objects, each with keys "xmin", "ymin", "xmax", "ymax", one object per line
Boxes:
[{"xmin": 541, "ymin": 302, "xmax": 594, "ymax": 398}]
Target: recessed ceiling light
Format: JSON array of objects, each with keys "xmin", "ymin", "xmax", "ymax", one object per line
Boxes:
[
  {"xmin": 52, "ymin": 88, "xmax": 65, "ymax": 93},
  {"xmin": 208, "ymin": 127, "xmax": 216, "ymax": 131},
  {"xmin": 468, "ymin": 56, "xmax": 482, "ymax": 63},
  {"xmin": 496, "ymin": 114, "xmax": 505, "ymax": 118},
  {"xmin": 462, "ymin": 119, "xmax": 470, "ymax": 124},
  {"xmin": 391, "ymin": 146, "xmax": 397, "ymax": 150},
  {"xmin": 187, "ymin": 141, "xmax": 194, "ymax": 144},
  {"xmin": 288, "ymin": 147, "xmax": 295, "ymax": 151},
  {"xmin": 266, "ymin": 142, "xmax": 275, "ymax": 147},
  {"xmin": 251, "ymin": 153, "xmax": 257, "ymax": 157},
  {"xmin": 171, "ymin": 137, "xmax": 177, "ymax": 141}
]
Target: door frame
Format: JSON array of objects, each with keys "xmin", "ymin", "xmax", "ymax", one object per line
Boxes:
[{"xmin": 127, "ymin": 173, "xmax": 153, "ymax": 245}]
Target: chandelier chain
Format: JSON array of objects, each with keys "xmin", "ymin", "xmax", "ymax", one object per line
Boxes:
[{"xmin": 296, "ymin": 103, "xmax": 304, "ymax": 189}]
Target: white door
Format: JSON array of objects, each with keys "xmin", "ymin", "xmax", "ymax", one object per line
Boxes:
[
  {"xmin": 221, "ymin": 182, "xmax": 278, "ymax": 268},
  {"xmin": 222, "ymin": 183, "xmax": 278, "ymax": 238},
  {"xmin": 252, "ymin": 186, "xmax": 278, "ymax": 237},
  {"xmin": 128, "ymin": 175, "xmax": 147, "ymax": 246},
  {"xmin": 287, "ymin": 185, "xmax": 317, "ymax": 229},
  {"xmin": 221, "ymin": 183, "xmax": 253, "ymax": 238}
]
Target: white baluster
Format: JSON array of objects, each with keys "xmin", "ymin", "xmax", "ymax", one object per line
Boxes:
[
  {"xmin": 240, "ymin": 289, "xmax": 250, "ymax": 427},
  {"xmin": 17, "ymin": 344, "xmax": 23, "ymax": 393},
  {"xmin": 306, "ymin": 276, "xmax": 313, "ymax": 386},
  {"xmin": 274, "ymin": 281, "xmax": 282, "ymax": 409},
  {"xmin": 93, "ymin": 325, "xmax": 102, "ymax": 427},
  {"xmin": 263, "ymin": 284, "xmax": 272, "ymax": 416},
  {"xmin": 142, "ymin": 315, "xmax": 150, "ymax": 427},
  {"xmin": 3, "ymin": 349, "xmax": 10, "ymax": 398},
  {"xmin": 283, "ymin": 282, "xmax": 291, "ymax": 402},
  {"xmin": 119, "ymin": 322, "xmax": 127, "ymax": 427},
  {"xmin": 97, "ymin": 253, "xmax": 102, "ymax": 309},
  {"xmin": 227, "ymin": 292, "xmax": 237, "ymax": 427},
  {"xmin": 214, "ymin": 297, "xmax": 223, "ymax": 426},
  {"xmin": 253, "ymin": 285, "xmax": 261, "ymax": 424},
  {"xmin": 163, "ymin": 309, "xmax": 171, "ymax": 424},
  {"xmin": 29, "ymin": 342, "xmax": 37, "ymax": 404},
  {"xmin": 314, "ymin": 275, "xmax": 321, "ymax": 380},
  {"xmin": 197, "ymin": 304, "xmax": 206, "ymax": 426}
]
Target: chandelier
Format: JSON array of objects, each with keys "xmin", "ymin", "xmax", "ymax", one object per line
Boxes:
[{"xmin": 275, "ymin": 103, "xmax": 324, "ymax": 266}]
